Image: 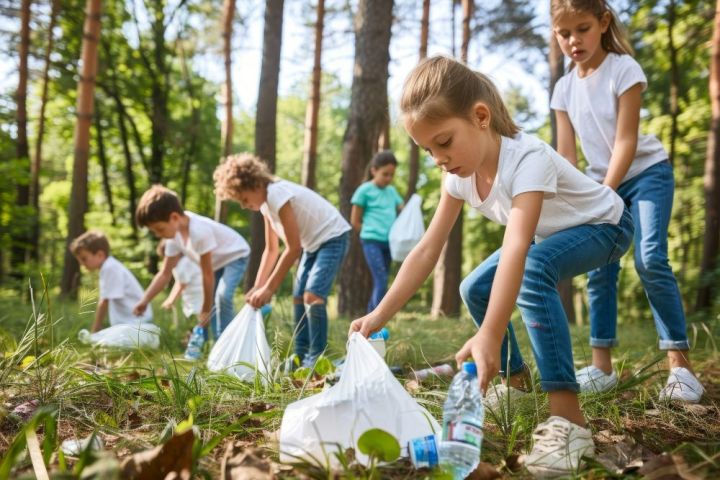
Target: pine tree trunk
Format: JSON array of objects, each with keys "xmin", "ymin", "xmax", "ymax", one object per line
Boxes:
[
  {"xmin": 549, "ymin": 25, "xmax": 577, "ymax": 324},
  {"xmin": 245, "ymin": 0, "xmax": 285, "ymax": 292},
  {"xmin": 337, "ymin": 0, "xmax": 394, "ymax": 316},
  {"xmin": 301, "ymin": 0, "xmax": 325, "ymax": 191},
  {"xmin": 215, "ymin": 0, "xmax": 235, "ymax": 223},
  {"xmin": 431, "ymin": 0, "xmax": 470, "ymax": 318},
  {"xmin": 11, "ymin": 0, "xmax": 32, "ymax": 279},
  {"xmin": 405, "ymin": 0, "xmax": 430, "ymax": 201},
  {"xmin": 696, "ymin": 0, "xmax": 720, "ymax": 310},
  {"xmin": 61, "ymin": 0, "xmax": 102, "ymax": 296},
  {"xmin": 30, "ymin": 0, "xmax": 59, "ymax": 261}
]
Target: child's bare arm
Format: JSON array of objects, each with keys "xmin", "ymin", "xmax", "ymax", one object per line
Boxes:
[
  {"xmin": 92, "ymin": 299, "xmax": 109, "ymax": 333},
  {"xmin": 554, "ymin": 110, "xmax": 578, "ymax": 167},
  {"xmin": 197, "ymin": 252, "xmax": 214, "ymax": 326},
  {"xmin": 604, "ymin": 84, "xmax": 642, "ymax": 190},
  {"xmin": 350, "ymin": 205, "xmax": 363, "ymax": 232},
  {"xmin": 253, "ymin": 215, "xmax": 280, "ymax": 291},
  {"xmin": 134, "ymin": 254, "xmax": 180, "ymax": 315},
  {"xmin": 455, "ymin": 190, "xmax": 542, "ymax": 393},
  {"xmin": 162, "ymin": 281, "xmax": 184, "ymax": 309}
]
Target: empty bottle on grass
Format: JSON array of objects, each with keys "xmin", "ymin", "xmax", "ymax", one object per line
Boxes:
[
  {"xmin": 439, "ymin": 361, "xmax": 484, "ymax": 479},
  {"xmin": 368, "ymin": 327, "xmax": 389, "ymax": 358}
]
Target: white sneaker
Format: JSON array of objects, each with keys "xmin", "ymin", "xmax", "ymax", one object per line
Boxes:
[
  {"xmin": 524, "ymin": 416, "xmax": 595, "ymax": 478},
  {"xmin": 659, "ymin": 367, "xmax": 704, "ymax": 403},
  {"xmin": 483, "ymin": 383, "xmax": 528, "ymax": 414},
  {"xmin": 576, "ymin": 365, "xmax": 618, "ymax": 393}
]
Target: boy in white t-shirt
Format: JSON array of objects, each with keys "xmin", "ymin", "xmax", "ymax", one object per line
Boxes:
[
  {"xmin": 133, "ymin": 185, "xmax": 251, "ymax": 360},
  {"xmin": 70, "ymin": 230, "xmax": 153, "ymax": 332},
  {"xmin": 214, "ymin": 153, "xmax": 351, "ymax": 368}
]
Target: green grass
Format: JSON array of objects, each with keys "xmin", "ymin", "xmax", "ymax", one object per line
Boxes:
[{"xmin": 0, "ymin": 289, "xmax": 719, "ymax": 479}]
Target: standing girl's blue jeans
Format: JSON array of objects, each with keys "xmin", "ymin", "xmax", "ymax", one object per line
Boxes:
[
  {"xmin": 587, "ymin": 161, "xmax": 690, "ymax": 350},
  {"xmin": 460, "ymin": 209, "xmax": 633, "ymax": 392},
  {"xmin": 361, "ymin": 240, "xmax": 392, "ymax": 312},
  {"xmin": 209, "ymin": 256, "xmax": 248, "ymax": 340},
  {"xmin": 293, "ymin": 232, "xmax": 350, "ymax": 363}
]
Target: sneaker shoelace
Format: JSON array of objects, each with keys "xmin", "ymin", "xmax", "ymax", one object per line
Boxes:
[{"xmin": 532, "ymin": 419, "xmax": 571, "ymax": 453}]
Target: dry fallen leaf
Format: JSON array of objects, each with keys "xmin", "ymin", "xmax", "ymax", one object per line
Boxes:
[
  {"xmin": 221, "ymin": 441, "xmax": 274, "ymax": 480},
  {"xmin": 638, "ymin": 453, "xmax": 703, "ymax": 480},
  {"xmin": 120, "ymin": 428, "xmax": 193, "ymax": 480},
  {"xmin": 465, "ymin": 461, "xmax": 501, "ymax": 480}
]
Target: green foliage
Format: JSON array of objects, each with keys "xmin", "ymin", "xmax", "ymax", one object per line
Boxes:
[{"xmin": 357, "ymin": 428, "xmax": 401, "ymax": 463}]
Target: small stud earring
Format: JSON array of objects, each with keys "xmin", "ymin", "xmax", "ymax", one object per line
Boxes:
[{"xmin": 481, "ymin": 124, "xmax": 487, "ymax": 129}]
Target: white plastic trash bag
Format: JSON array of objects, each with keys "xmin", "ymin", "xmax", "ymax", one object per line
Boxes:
[
  {"xmin": 389, "ymin": 194, "xmax": 425, "ymax": 261},
  {"xmin": 207, "ymin": 304, "xmax": 271, "ymax": 383},
  {"xmin": 279, "ymin": 332, "xmax": 440, "ymax": 467},
  {"xmin": 78, "ymin": 323, "xmax": 161, "ymax": 349}
]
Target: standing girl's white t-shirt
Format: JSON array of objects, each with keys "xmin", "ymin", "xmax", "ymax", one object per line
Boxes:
[
  {"xmin": 260, "ymin": 179, "xmax": 351, "ymax": 253},
  {"xmin": 100, "ymin": 256, "xmax": 153, "ymax": 325},
  {"xmin": 173, "ymin": 257, "xmax": 203, "ymax": 317},
  {"xmin": 550, "ymin": 53, "xmax": 667, "ymax": 183},
  {"xmin": 164, "ymin": 211, "xmax": 250, "ymax": 270},
  {"xmin": 445, "ymin": 133, "xmax": 624, "ymax": 241}
]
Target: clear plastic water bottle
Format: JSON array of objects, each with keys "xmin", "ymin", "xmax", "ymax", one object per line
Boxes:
[
  {"xmin": 368, "ymin": 327, "xmax": 389, "ymax": 358},
  {"xmin": 439, "ymin": 361, "xmax": 483, "ymax": 479}
]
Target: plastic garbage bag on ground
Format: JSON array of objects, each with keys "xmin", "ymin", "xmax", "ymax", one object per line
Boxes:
[
  {"xmin": 279, "ymin": 332, "xmax": 440, "ymax": 467},
  {"xmin": 78, "ymin": 323, "xmax": 161, "ymax": 349},
  {"xmin": 389, "ymin": 194, "xmax": 425, "ymax": 262},
  {"xmin": 207, "ymin": 304, "xmax": 271, "ymax": 383}
]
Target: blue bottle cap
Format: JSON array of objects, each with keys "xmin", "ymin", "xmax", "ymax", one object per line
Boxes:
[
  {"xmin": 462, "ymin": 361, "xmax": 477, "ymax": 376},
  {"xmin": 259, "ymin": 304, "xmax": 272, "ymax": 317},
  {"xmin": 369, "ymin": 327, "xmax": 389, "ymax": 341}
]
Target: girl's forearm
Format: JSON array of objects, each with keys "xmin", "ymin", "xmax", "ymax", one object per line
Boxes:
[
  {"xmin": 265, "ymin": 247, "xmax": 301, "ymax": 293},
  {"xmin": 604, "ymin": 138, "xmax": 637, "ymax": 190}
]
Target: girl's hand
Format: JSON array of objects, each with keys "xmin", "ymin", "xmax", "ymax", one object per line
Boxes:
[
  {"xmin": 455, "ymin": 331, "xmax": 502, "ymax": 395},
  {"xmin": 349, "ymin": 313, "xmax": 385, "ymax": 338},
  {"xmin": 198, "ymin": 310, "xmax": 211, "ymax": 327},
  {"xmin": 161, "ymin": 298, "xmax": 174, "ymax": 310},
  {"xmin": 248, "ymin": 286, "xmax": 273, "ymax": 308}
]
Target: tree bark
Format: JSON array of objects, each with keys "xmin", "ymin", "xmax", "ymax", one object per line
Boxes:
[
  {"xmin": 149, "ymin": 0, "xmax": 168, "ymax": 185},
  {"xmin": 215, "ymin": 0, "xmax": 236, "ymax": 223},
  {"xmin": 406, "ymin": 0, "xmax": 430, "ymax": 202},
  {"xmin": 431, "ymin": 0, "xmax": 470, "ymax": 318},
  {"xmin": 30, "ymin": 0, "xmax": 59, "ymax": 261},
  {"xmin": 549, "ymin": 25, "xmax": 577, "ymax": 324},
  {"xmin": 245, "ymin": 0, "xmax": 285, "ymax": 291},
  {"xmin": 11, "ymin": 0, "xmax": 32, "ymax": 278},
  {"xmin": 696, "ymin": 0, "xmax": 720, "ymax": 310},
  {"xmin": 301, "ymin": 0, "xmax": 325, "ymax": 191},
  {"xmin": 337, "ymin": 0, "xmax": 394, "ymax": 316},
  {"xmin": 94, "ymin": 103, "xmax": 116, "ymax": 225},
  {"xmin": 61, "ymin": 0, "xmax": 102, "ymax": 296}
]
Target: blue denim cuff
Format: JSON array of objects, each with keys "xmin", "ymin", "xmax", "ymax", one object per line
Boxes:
[
  {"xmin": 659, "ymin": 339, "xmax": 690, "ymax": 350},
  {"xmin": 540, "ymin": 380, "xmax": 580, "ymax": 393},
  {"xmin": 590, "ymin": 337, "xmax": 619, "ymax": 348}
]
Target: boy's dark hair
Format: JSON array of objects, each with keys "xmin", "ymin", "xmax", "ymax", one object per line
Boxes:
[
  {"xmin": 135, "ymin": 185, "xmax": 184, "ymax": 227},
  {"xmin": 70, "ymin": 230, "xmax": 110, "ymax": 256},
  {"xmin": 367, "ymin": 150, "xmax": 398, "ymax": 180}
]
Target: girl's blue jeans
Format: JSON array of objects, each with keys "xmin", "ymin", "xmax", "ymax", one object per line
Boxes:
[
  {"xmin": 292, "ymin": 232, "xmax": 350, "ymax": 362},
  {"xmin": 588, "ymin": 161, "xmax": 690, "ymax": 350},
  {"xmin": 460, "ymin": 209, "xmax": 633, "ymax": 392},
  {"xmin": 361, "ymin": 240, "xmax": 392, "ymax": 313}
]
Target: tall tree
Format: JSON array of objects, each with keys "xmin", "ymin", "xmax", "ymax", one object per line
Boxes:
[
  {"xmin": 406, "ymin": 0, "xmax": 430, "ymax": 201},
  {"xmin": 215, "ymin": 0, "xmax": 236, "ymax": 223},
  {"xmin": 549, "ymin": 26, "xmax": 577, "ymax": 324},
  {"xmin": 94, "ymin": 103, "xmax": 116, "ymax": 225},
  {"xmin": 11, "ymin": 0, "xmax": 32, "ymax": 278},
  {"xmin": 245, "ymin": 0, "xmax": 285, "ymax": 291},
  {"xmin": 61, "ymin": 0, "xmax": 102, "ymax": 295},
  {"xmin": 337, "ymin": 0, "xmax": 394, "ymax": 316},
  {"xmin": 30, "ymin": 0, "xmax": 59, "ymax": 261},
  {"xmin": 432, "ymin": 0, "xmax": 470, "ymax": 318},
  {"xmin": 696, "ymin": 0, "xmax": 720, "ymax": 310},
  {"xmin": 301, "ymin": 0, "xmax": 325, "ymax": 191}
]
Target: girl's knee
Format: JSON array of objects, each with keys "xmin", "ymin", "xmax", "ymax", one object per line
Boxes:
[
  {"xmin": 303, "ymin": 292, "xmax": 325, "ymax": 305},
  {"xmin": 459, "ymin": 274, "xmax": 491, "ymax": 304}
]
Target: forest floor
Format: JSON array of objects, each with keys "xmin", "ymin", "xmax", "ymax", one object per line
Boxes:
[{"xmin": 0, "ymin": 289, "xmax": 719, "ymax": 479}]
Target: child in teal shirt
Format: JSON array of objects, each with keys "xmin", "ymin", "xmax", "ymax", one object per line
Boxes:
[{"xmin": 351, "ymin": 151, "xmax": 404, "ymax": 312}]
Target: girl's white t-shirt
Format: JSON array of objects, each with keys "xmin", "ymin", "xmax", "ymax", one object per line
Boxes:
[
  {"xmin": 99, "ymin": 256, "xmax": 153, "ymax": 325},
  {"xmin": 173, "ymin": 257, "xmax": 203, "ymax": 317},
  {"xmin": 260, "ymin": 179, "xmax": 351, "ymax": 253},
  {"xmin": 445, "ymin": 133, "xmax": 624, "ymax": 241},
  {"xmin": 550, "ymin": 53, "xmax": 667, "ymax": 183},
  {"xmin": 164, "ymin": 211, "xmax": 250, "ymax": 271}
]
